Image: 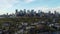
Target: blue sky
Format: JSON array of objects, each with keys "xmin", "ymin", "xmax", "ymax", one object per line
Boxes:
[{"xmin": 0, "ymin": 0, "xmax": 60, "ymax": 14}]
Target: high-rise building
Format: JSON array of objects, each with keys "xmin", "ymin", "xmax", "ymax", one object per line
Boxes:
[
  {"xmin": 15, "ymin": 9, "xmax": 18, "ymax": 17},
  {"xmin": 27, "ymin": 10, "xmax": 30, "ymax": 14},
  {"xmin": 48, "ymin": 11, "xmax": 51, "ymax": 14},
  {"xmin": 15, "ymin": 9, "xmax": 18, "ymax": 14},
  {"xmin": 38, "ymin": 10, "xmax": 41, "ymax": 13},
  {"xmin": 7, "ymin": 13, "xmax": 8, "ymax": 16},
  {"xmin": 20, "ymin": 10, "xmax": 23, "ymax": 14},
  {"xmin": 30, "ymin": 9, "xmax": 35, "ymax": 16},
  {"xmin": 31, "ymin": 9, "xmax": 34, "ymax": 13},
  {"xmin": 54, "ymin": 10, "xmax": 57, "ymax": 14},
  {"xmin": 24, "ymin": 9, "xmax": 26, "ymax": 14},
  {"xmin": 37, "ymin": 10, "xmax": 41, "ymax": 16}
]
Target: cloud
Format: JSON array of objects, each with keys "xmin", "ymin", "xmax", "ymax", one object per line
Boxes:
[
  {"xmin": 0, "ymin": 0, "xmax": 20, "ymax": 15},
  {"xmin": 0, "ymin": 0, "xmax": 60, "ymax": 15},
  {"xmin": 0, "ymin": 0, "xmax": 11, "ymax": 8},
  {"xmin": 30, "ymin": 6, "xmax": 60, "ymax": 13},
  {"xmin": 23, "ymin": 0, "xmax": 36, "ymax": 3},
  {"xmin": 0, "ymin": 0, "xmax": 20, "ymax": 8}
]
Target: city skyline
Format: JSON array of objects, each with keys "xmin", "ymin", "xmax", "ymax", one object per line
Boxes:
[{"xmin": 0, "ymin": 0, "xmax": 60, "ymax": 15}]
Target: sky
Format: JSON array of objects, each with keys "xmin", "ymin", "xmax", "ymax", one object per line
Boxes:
[{"xmin": 0, "ymin": 0, "xmax": 60, "ymax": 15}]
